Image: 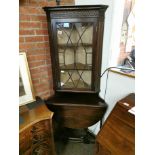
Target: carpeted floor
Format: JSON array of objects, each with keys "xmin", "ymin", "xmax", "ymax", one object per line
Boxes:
[
  {"xmin": 54, "ymin": 128, "xmax": 95, "ymax": 155},
  {"xmin": 55, "ymin": 140, "xmax": 95, "ymax": 155}
]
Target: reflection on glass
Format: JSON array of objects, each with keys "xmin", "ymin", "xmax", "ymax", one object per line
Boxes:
[
  {"xmin": 60, "ymin": 70, "xmax": 91, "ymax": 89},
  {"xmin": 57, "ymin": 22, "xmax": 93, "ymax": 89},
  {"xmin": 19, "ymin": 70, "xmax": 26, "ymax": 96}
]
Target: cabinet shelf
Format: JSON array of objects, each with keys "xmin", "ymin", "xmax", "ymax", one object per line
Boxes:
[
  {"xmin": 60, "ymin": 63, "xmax": 92, "ymax": 70},
  {"xmin": 61, "ymin": 79, "xmax": 91, "ymax": 89},
  {"xmin": 58, "ymin": 43, "xmax": 93, "ymax": 49}
]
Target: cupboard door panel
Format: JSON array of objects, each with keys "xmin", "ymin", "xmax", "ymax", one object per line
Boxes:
[{"xmin": 43, "ymin": 5, "xmax": 108, "ymax": 92}]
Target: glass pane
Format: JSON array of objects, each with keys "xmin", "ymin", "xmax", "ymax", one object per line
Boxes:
[
  {"xmin": 57, "ymin": 22, "xmax": 93, "ymax": 90},
  {"xmin": 60, "ymin": 70, "xmax": 91, "ymax": 89},
  {"xmin": 19, "ymin": 70, "xmax": 26, "ymax": 96}
]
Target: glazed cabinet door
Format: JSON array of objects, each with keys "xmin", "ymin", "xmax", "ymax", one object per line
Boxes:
[
  {"xmin": 44, "ymin": 5, "xmax": 108, "ymax": 93},
  {"xmin": 51, "ymin": 19, "xmax": 98, "ymax": 92}
]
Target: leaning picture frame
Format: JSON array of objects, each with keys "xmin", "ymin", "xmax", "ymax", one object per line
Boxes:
[{"xmin": 19, "ymin": 52, "xmax": 35, "ymax": 106}]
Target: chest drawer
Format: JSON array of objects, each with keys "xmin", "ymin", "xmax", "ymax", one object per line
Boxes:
[
  {"xmin": 31, "ymin": 120, "xmax": 52, "ymax": 145},
  {"xmin": 19, "ymin": 127, "xmax": 32, "ymax": 154},
  {"xmin": 20, "ymin": 120, "xmax": 53, "ymax": 155}
]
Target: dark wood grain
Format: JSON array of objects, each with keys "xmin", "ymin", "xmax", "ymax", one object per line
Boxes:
[
  {"xmin": 43, "ymin": 5, "xmax": 108, "ymax": 132},
  {"xmin": 95, "ymin": 93, "xmax": 135, "ymax": 155},
  {"xmin": 46, "ymin": 93, "xmax": 107, "ymax": 128}
]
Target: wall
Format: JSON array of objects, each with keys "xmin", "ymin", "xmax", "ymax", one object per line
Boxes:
[
  {"xmin": 100, "ymin": 72, "xmax": 135, "ymax": 120},
  {"xmin": 19, "ymin": 0, "xmax": 74, "ymax": 99}
]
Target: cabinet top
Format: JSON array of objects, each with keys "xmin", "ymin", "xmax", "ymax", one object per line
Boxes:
[{"xmin": 43, "ymin": 5, "xmax": 108, "ymax": 12}]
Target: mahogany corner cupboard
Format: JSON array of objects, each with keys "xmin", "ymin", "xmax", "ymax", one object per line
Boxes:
[{"xmin": 43, "ymin": 5, "xmax": 108, "ymax": 130}]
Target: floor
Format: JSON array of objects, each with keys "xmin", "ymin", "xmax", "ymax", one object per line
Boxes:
[
  {"xmin": 55, "ymin": 141, "xmax": 95, "ymax": 155},
  {"xmin": 54, "ymin": 128, "xmax": 95, "ymax": 155}
]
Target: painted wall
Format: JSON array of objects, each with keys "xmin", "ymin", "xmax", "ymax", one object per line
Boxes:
[
  {"xmin": 100, "ymin": 72, "xmax": 135, "ymax": 120},
  {"xmin": 75, "ymin": 0, "xmax": 135, "ymax": 135}
]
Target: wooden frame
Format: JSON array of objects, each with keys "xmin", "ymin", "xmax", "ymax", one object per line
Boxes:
[{"xmin": 19, "ymin": 52, "xmax": 35, "ymax": 106}]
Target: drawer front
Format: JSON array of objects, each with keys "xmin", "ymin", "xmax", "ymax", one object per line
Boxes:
[
  {"xmin": 20, "ymin": 120, "xmax": 54, "ymax": 155},
  {"xmin": 31, "ymin": 120, "xmax": 51, "ymax": 134},
  {"xmin": 19, "ymin": 127, "xmax": 32, "ymax": 154},
  {"xmin": 32, "ymin": 139, "xmax": 53, "ymax": 155},
  {"xmin": 31, "ymin": 120, "xmax": 53, "ymax": 155}
]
